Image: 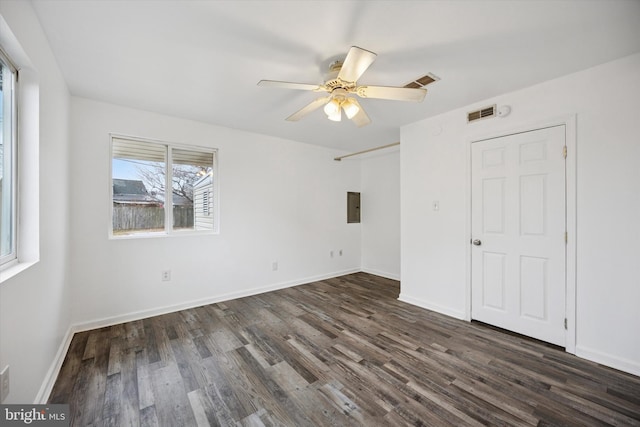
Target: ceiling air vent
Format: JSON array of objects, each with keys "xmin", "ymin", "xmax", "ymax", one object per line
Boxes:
[
  {"xmin": 404, "ymin": 73, "xmax": 439, "ymax": 88},
  {"xmin": 467, "ymin": 104, "xmax": 496, "ymax": 123}
]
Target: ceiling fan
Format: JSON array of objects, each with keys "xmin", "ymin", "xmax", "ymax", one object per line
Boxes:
[{"xmin": 258, "ymin": 46, "xmax": 437, "ymax": 127}]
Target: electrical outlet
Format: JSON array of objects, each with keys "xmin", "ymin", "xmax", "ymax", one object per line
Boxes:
[
  {"xmin": 339, "ymin": 249, "xmax": 343, "ymax": 256},
  {"xmin": 330, "ymin": 250, "xmax": 334, "ymax": 258},
  {"xmin": 0, "ymin": 365, "xmax": 9, "ymax": 403},
  {"xmin": 272, "ymin": 261, "xmax": 278, "ymax": 271},
  {"xmin": 161, "ymin": 270, "xmax": 171, "ymax": 281}
]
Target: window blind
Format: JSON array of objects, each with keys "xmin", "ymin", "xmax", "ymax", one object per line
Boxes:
[
  {"xmin": 172, "ymin": 148, "xmax": 214, "ymax": 167},
  {"xmin": 112, "ymin": 137, "xmax": 214, "ymax": 167},
  {"xmin": 112, "ymin": 137, "xmax": 165, "ymax": 162}
]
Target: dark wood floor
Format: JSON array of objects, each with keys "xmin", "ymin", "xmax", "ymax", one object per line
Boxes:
[{"xmin": 49, "ymin": 273, "xmax": 640, "ymax": 426}]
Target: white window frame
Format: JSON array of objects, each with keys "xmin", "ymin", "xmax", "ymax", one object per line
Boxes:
[
  {"xmin": 0, "ymin": 14, "xmax": 41, "ymax": 282},
  {"xmin": 0, "ymin": 48, "xmax": 18, "ymax": 269},
  {"xmin": 109, "ymin": 134, "xmax": 219, "ymax": 239}
]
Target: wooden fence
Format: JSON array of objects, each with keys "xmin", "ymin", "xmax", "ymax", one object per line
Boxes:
[
  {"xmin": 173, "ymin": 207, "xmax": 194, "ymax": 229},
  {"xmin": 113, "ymin": 206, "xmax": 193, "ymax": 232}
]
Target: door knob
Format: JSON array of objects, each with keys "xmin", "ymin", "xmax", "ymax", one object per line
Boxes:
[{"xmin": 472, "ymin": 239, "xmax": 482, "ymax": 246}]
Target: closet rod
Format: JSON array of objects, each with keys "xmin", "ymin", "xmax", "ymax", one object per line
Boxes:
[{"xmin": 333, "ymin": 141, "xmax": 400, "ymax": 161}]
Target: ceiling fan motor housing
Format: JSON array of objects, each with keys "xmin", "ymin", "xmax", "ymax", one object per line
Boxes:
[{"xmin": 324, "ymin": 60, "xmax": 356, "ymax": 92}]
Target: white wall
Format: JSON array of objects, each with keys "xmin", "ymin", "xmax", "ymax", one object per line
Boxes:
[
  {"xmin": 401, "ymin": 53, "xmax": 640, "ymax": 375},
  {"xmin": 69, "ymin": 98, "xmax": 361, "ymax": 327},
  {"xmin": 0, "ymin": 2, "xmax": 72, "ymax": 403},
  {"xmin": 360, "ymin": 149, "xmax": 401, "ymax": 280}
]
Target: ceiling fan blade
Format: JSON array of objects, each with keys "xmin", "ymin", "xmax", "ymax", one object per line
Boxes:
[
  {"xmin": 338, "ymin": 46, "xmax": 377, "ymax": 83},
  {"xmin": 258, "ymin": 80, "xmax": 324, "ymax": 92},
  {"xmin": 286, "ymin": 96, "xmax": 331, "ymax": 121},
  {"xmin": 349, "ymin": 99, "xmax": 371, "ymax": 128},
  {"xmin": 356, "ymin": 85, "xmax": 426, "ymax": 102}
]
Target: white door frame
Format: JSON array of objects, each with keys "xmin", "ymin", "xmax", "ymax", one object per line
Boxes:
[{"xmin": 465, "ymin": 114, "xmax": 577, "ymax": 354}]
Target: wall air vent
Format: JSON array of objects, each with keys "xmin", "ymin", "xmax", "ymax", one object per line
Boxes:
[
  {"xmin": 467, "ymin": 104, "xmax": 496, "ymax": 123},
  {"xmin": 404, "ymin": 73, "xmax": 440, "ymax": 88}
]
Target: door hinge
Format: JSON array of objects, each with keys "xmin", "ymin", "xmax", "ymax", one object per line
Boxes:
[
  {"xmin": 562, "ymin": 146, "xmax": 567, "ymax": 159},
  {"xmin": 564, "ymin": 231, "xmax": 568, "ymax": 243},
  {"xmin": 564, "ymin": 318, "xmax": 568, "ymax": 330}
]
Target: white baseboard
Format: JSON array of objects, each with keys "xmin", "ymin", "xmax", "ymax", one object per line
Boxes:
[
  {"xmin": 34, "ymin": 327, "xmax": 75, "ymax": 404},
  {"xmin": 71, "ymin": 268, "xmax": 360, "ymax": 333},
  {"xmin": 360, "ymin": 267, "xmax": 400, "ymax": 281},
  {"xmin": 398, "ymin": 293, "xmax": 466, "ymax": 320},
  {"xmin": 36, "ymin": 268, "xmax": 360, "ymax": 403},
  {"xmin": 576, "ymin": 345, "xmax": 640, "ymax": 377}
]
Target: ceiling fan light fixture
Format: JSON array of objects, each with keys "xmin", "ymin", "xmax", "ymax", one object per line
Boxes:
[
  {"xmin": 343, "ymin": 98, "xmax": 360, "ymax": 119},
  {"xmin": 324, "ymin": 98, "xmax": 341, "ymax": 116},
  {"xmin": 327, "ymin": 109, "xmax": 342, "ymax": 122}
]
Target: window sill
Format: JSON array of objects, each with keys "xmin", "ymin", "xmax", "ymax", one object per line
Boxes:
[
  {"xmin": 109, "ymin": 230, "xmax": 219, "ymax": 240},
  {"xmin": 0, "ymin": 260, "xmax": 38, "ymax": 284}
]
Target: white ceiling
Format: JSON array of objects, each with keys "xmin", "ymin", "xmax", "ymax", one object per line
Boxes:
[{"xmin": 31, "ymin": 0, "xmax": 640, "ymax": 152}]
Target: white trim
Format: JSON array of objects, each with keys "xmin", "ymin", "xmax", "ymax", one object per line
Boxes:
[
  {"xmin": 576, "ymin": 345, "xmax": 640, "ymax": 377},
  {"xmin": 0, "ymin": 52, "xmax": 18, "ymax": 268},
  {"xmin": 465, "ymin": 114, "xmax": 577, "ymax": 353},
  {"xmin": 398, "ymin": 293, "xmax": 466, "ymax": 320},
  {"xmin": 0, "ymin": 260, "xmax": 37, "ymax": 283},
  {"xmin": 361, "ymin": 267, "xmax": 400, "ymax": 281},
  {"xmin": 34, "ymin": 327, "xmax": 75, "ymax": 404},
  {"xmin": 464, "ymin": 128, "xmax": 473, "ymax": 322},
  {"xmin": 166, "ymin": 145, "xmax": 173, "ymax": 233},
  {"xmin": 563, "ymin": 116, "xmax": 577, "ymax": 354},
  {"xmin": 72, "ymin": 268, "xmax": 359, "ymax": 333}
]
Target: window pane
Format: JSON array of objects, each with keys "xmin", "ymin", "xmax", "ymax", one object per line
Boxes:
[
  {"xmin": 112, "ymin": 139, "xmax": 166, "ymax": 235},
  {"xmin": 0, "ymin": 56, "xmax": 16, "ymax": 263},
  {"xmin": 171, "ymin": 148, "xmax": 214, "ymax": 231}
]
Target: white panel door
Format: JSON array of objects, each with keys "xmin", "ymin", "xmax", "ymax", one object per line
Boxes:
[{"xmin": 471, "ymin": 126, "xmax": 566, "ymax": 346}]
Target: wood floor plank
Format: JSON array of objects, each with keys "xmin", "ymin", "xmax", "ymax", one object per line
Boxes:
[
  {"xmin": 118, "ymin": 349, "xmax": 141, "ymax": 427},
  {"xmin": 228, "ymin": 346, "xmax": 299, "ymax": 425},
  {"xmin": 49, "ymin": 272, "xmax": 640, "ymax": 426},
  {"xmin": 149, "ymin": 363, "xmax": 197, "ymax": 427},
  {"xmin": 199, "ymin": 355, "xmax": 255, "ymax": 421},
  {"xmin": 138, "ymin": 405, "xmax": 159, "ymax": 427},
  {"xmin": 135, "ymin": 350, "xmax": 155, "ymax": 411},
  {"xmin": 48, "ymin": 330, "xmax": 89, "ymax": 405},
  {"xmin": 101, "ymin": 372, "xmax": 121, "ymax": 424}
]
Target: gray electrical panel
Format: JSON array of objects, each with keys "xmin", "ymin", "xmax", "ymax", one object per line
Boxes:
[{"xmin": 347, "ymin": 192, "xmax": 361, "ymax": 223}]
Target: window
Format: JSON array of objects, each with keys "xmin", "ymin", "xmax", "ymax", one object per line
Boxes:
[
  {"xmin": 0, "ymin": 49, "xmax": 17, "ymax": 266},
  {"xmin": 0, "ymin": 20, "xmax": 40, "ymax": 281},
  {"xmin": 111, "ymin": 136, "xmax": 217, "ymax": 237}
]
